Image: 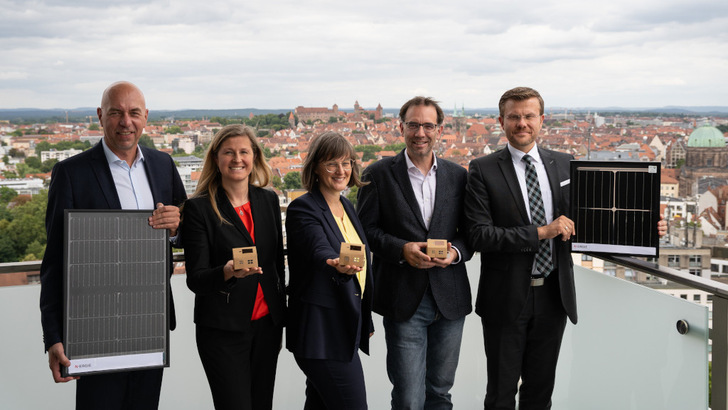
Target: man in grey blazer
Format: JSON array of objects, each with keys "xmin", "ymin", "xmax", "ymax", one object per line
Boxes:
[
  {"xmin": 357, "ymin": 96, "xmax": 472, "ymax": 409},
  {"xmin": 464, "ymin": 87, "xmax": 577, "ymax": 410}
]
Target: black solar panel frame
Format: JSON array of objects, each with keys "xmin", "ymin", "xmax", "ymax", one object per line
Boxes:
[
  {"xmin": 62, "ymin": 210, "xmax": 170, "ymax": 376},
  {"xmin": 570, "ymin": 160, "xmax": 661, "ymax": 258}
]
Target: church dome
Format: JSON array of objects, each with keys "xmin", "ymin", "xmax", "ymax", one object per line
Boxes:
[{"xmin": 687, "ymin": 125, "xmax": 725, "ymax": 148}]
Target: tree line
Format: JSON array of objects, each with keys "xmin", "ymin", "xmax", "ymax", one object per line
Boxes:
[{"xmin": 0, "ymin": 187, "xmax": 47, "ymax": 263}]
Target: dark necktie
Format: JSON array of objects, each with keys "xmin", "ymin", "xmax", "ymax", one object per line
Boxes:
[{"xmin": 522, "ymin": 154, "xmax": 553, "ymax": 276}]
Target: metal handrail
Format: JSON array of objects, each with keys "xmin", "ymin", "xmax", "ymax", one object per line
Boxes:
[
  {"xmin": 596, "ymin": 253, "xmax": 728, "ymax": 298},
  {"xmin": 0, "ymin": 252, "xmax": 188, "ymax": 274},
  {"xmin": 0, "ymin": 260, "xmax": 41, "ymax": 274}
]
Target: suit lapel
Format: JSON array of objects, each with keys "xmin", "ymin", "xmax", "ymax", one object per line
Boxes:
[
  {"xmin": 539, "ymin": 148, "xmax": 562, "ymax": 216},
  {"xmin": 89, "ymin": 143, "xmax": 122, "ymax": 209},
  {"xmin": 248, "ymin": 186, "xmax": 268, "ymax": 246},
  {"xmin": 391, "ymin": 150, "xmax": 427, "ymax": 230},
  {"xmin": 311, "ymin": 189, "xmax": 346, "ymax": 244},
  {"xmin": 430, "ymin": 160, "xmax": 448, "ymax": 229},
  {"xmin": 497, "ymin": 148, "xmax": 530, "ymax": 224},
  {"xmin": 141, "ymin": 146, "xmax": 161, "ymax": 205},
  {"xmin": 217, "ymin": 188, "xmax": 255, "ymax": 245}
]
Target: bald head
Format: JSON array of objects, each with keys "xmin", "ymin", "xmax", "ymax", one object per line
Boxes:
[
  {"xmin": 100, "ymin": 81, "xmax": 146, "ymax": 111},
  {"xmin": 97, "ymin": 81, "xmax": 149, "ymax": 164}
]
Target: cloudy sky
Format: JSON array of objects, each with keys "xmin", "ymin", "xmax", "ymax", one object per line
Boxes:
[{"xmin": 1, "ymin": 0, "xmax": 726, "ymax": 111}]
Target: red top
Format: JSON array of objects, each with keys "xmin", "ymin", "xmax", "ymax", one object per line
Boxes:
[{"xmin": 235, "ymin": 202, "xmax": 269, "ymax": 321}]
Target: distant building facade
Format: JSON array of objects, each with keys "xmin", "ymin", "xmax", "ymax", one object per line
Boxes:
[
  {"xmin": 0, "ymin": 178, "xmax": 45, "ymax": 195},
  {"xmin": 679, "ymin": 126, "xmax": 728, "ymax": 197},
  {"xmin": 294, "ymin": 104, "xmax": 340, "ymax": 123},
  {"xmin": 40, "ymin": 149, "xmax": 82, "ymax": 162}
]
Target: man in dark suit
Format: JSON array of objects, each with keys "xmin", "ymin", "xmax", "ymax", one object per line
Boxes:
[
  {"xmin": 464, "ymin": 87, "xmax": 577, "ymax": 410},
  {"xmin": 357, "ymin": 96, "xmax": 472, "ymax": 409},
  {"xmin": 39, "ymin": 81, "xmax": 187, "ymax": 409}
]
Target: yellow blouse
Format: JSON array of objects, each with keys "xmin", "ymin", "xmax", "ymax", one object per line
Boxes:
[{"xmin": 334, "ymin": 211, "xmax": 366, "ymax": 298}]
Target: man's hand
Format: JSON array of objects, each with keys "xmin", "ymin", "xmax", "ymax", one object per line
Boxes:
[
  {"xmin": 149, "ymin": 203, "xmax": 181, "ymax": 237},
  {"xmin": 658, "ymin": 215, "xmax": 667, "ymax": 237},
  {"xmin": 403, "ymin": 241, "xmax": 436, "ymax": 269},
  {"xmin": 537, "ymin": 215, "xmax": 575, "ymax": 241},
  {"xmin": 48, "ymin": 342, "xmax": 78, "ymax": 383},
  {"xmin": 430, "ymin": 242, "xmax": 456, "ymax": 268}
]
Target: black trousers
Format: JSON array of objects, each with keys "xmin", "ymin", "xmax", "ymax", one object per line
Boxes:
[
  {"xmin": 483, "ymin": 275, "xmax": 567, "ymax": 410},
  {"xmin": 196, "ymin": 315, "xmax": 283, "ymax": 410},
  {"xmin": 76, "ymin": 367, "xmax": 163, "ymax": 410},
  {"xmin": 295, "ymin": 353, "xmax": 367, "ymax": 410}
]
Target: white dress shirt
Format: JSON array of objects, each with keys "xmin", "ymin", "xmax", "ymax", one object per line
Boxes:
[
  {"xmin": 404, "ymin": 149, "xmax": 461, "ymax": 264},
  {"xmin": 102, "ymin": 139, "xmax": 154, "ymax": 210},
  {"xmin": 507, "ymin": 143, "xmax": 554, "ymax": 275},
  {"xmin": 405, "ymin": 149, "xmax": 438, "ymax": 229}
]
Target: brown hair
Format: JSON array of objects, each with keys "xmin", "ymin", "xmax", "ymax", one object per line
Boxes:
[
  {"xmin": 301, "ymin": 131, "xmax": 367, "ymax": 191},
  {"xmin": 398, "ymin": 96, "xmax": 444, "ymax": 125},
  {"xmin": 498, "ymin": 87, "xmax": 544, "ymax": 117}
]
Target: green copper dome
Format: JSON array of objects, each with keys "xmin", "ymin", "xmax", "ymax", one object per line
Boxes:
[{"xmin": 687, "ymin": 126, "xmax": 725, "ymax": 148}]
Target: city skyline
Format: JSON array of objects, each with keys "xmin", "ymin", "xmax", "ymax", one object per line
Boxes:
[{"xmin": 1, "ymin": 0, "xmax": 726, "ymax": 110}]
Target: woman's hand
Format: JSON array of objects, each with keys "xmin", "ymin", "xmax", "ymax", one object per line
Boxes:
[
  {"xmin": 326, "ymin": 258, "xmax": 362, "ymax": 276},
  {"xmin": 223, "ymin": 260, "xmax": 262, "ymax": 281}
]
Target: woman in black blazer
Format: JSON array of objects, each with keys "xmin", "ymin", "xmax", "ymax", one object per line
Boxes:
[
  {"xmin": 286, "ymin": 131, "xmax": 373, "ymax": 410},
  {"xmin": 182, "ymin": 124, "xmax": 286, "ymax": 410}
]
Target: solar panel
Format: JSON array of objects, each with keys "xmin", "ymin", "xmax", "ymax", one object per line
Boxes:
[
  {"xmin": 570, "ymin": 161, "xmax": 660, "ymax": 257},
  {"xmin": 62, "ymin": 210, "xmax": 169, "ymax": 376}
]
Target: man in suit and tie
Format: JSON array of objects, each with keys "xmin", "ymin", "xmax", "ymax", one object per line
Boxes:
[
  {"xmin": 357, "ymin": 96, "xmax": 472, "ymax": 409},
  {"xmin": 39, "ymin": 81, "xmax": 187, "ymax": 409},
  {"xmin": 464, "ymin": 86, "xmax": 577, "ymax": 410}
]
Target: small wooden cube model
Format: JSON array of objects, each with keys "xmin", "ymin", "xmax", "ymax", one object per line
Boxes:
[
  {"xmin": 233, "ymin": 246, "xmax": 258, "ymax": 270},
  {"xmin": 426, "ymin": 239, "xmax": 448, "ymax": 258},
  {"xmin": 340, "ymin": 243, "xmax": 365, "ymax": 268}
]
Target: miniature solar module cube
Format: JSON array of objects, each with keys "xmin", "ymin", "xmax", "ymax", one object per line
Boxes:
[
  {"xmin": 427, "ymin": 239, "xmax": 448, "ymax": 258},
  {"xmin": 340, "ymin": 243, "xmax": 365, "ymax": 267},
  {"xmin": 233, "ymin": 246, "xmax": 258, "ymax": 270}
]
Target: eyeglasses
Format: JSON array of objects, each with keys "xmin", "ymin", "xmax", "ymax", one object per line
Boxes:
[
  {"xmin": 324, "ymin": 160, "xmax": 353, "ymax": 173},
  {"xmin": 505, "ymin": 114, "xmax": 540, "ymax": 122},
  {"xmin": 404, "ymin": 121, "xmax": 439, "ymax": 133}
]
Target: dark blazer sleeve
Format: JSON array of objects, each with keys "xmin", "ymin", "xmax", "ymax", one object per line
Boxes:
[
  {"xmin": 143, "ymin": 147, "xmax": 187, "ymax": 245},
  {"xmin": 464, "ymin": 149, "xmax": 577, "ymax": 326},
  {"xmin": 464, "ymin": 155, "xmax": 540, "ymax": 254},
  {"xmin": 357, "ymin": 152, "xmax": 472, "ymax": 322},
  {"xmin": 285, "ymin": 190, "xmax": 372, "ymax": 360},
  {"xmin": 286, "ymin": 192, "xmax": 353, "ymax": 298},
  {"xmin": 182, "ymin": 187, "xmax": 286, "ymax": 331},
  {"xmin": 39, "ymin": 161, "xmax": 75, "ymax": 350},
  {"xmin": 356, "ymin": 171, "xmax": 409, "ymax": 264},
  {"xmin": 434, "ymin": 160, "xmax": 473, "ymax": 263},
  {"xmin": 39, "ymin": 144, "xmax": 187, "ymax": 350},
  {"xmin": 182, "ymin": 197, "xmax": 232, "ymax": 295}
]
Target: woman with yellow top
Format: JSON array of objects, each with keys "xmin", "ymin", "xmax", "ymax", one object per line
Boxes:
[{"xmin": 286, "ymin": 131, "xmax": 373, "ymax": 409}]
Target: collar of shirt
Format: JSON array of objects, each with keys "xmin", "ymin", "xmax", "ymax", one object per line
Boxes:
[
  {"xmin": 506, "ymin": 143, "xmax": 551, "ymax": 219},
  {"xmin": 101, "ymin": 138, "xmax": 146, "ymax": 169},
  {"xmin": 101, "ymin": 139, "xmax": 154, "ymax": 210},
  {"xmin": 404, "ymin": 149, "xmax": 438, "ymax": 174},
  {"xmin": 507, "ymin": 143, "xmax": 541, "ymax": 167},
  {"xmin": 404, "ymin": 149, "xmax": 437, "ymax": 229}
]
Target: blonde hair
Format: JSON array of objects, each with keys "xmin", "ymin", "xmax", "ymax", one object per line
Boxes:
[{"xmin": 192, "ymin": 124, "xmax": 273, "ymax": 224}]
